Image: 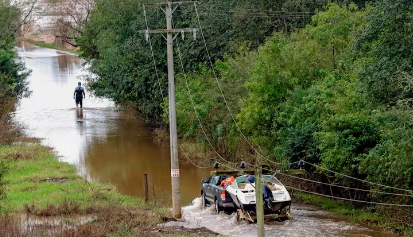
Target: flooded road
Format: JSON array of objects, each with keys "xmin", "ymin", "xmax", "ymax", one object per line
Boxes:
[
  {"xmin": 14, "ymin": 43, "xmax": 396, "ymax": 236},
  {"xmin": 167, "ymin": 198, "xmax": 397, "ymax": 237},
  {"xmin": 15, "ymin": 43, "xmax": 211, "ymax": 205}
]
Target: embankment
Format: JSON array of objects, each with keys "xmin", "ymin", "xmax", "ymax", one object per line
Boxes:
[{"xmin": 0, "ymin": 142, "xmax": 218, "ymax": 236}]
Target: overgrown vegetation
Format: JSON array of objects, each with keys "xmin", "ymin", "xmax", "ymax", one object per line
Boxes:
[
  {"xmin": 77, "ymin": 0, "xmax": 413, "ymax": 234},
  {"xmin": 77, "ymin": 0, "xmax": 367, "ymax": 119}
]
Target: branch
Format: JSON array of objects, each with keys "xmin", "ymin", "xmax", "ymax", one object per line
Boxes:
[
  {"xmin": 6, "ymin": 0, "xmax": 38, "ymax": 40},
  {"xmin": 62, "ymin": 38, "xmax": 99, "ymax": 53},
  {"xmin": 56, "ymin": 21, "xmax": 84, "ymax": 35}
]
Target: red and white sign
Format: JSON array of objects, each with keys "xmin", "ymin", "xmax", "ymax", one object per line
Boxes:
[{"xmin": 171, "ymin": 169, "xmax": 180, "ymax": 177}]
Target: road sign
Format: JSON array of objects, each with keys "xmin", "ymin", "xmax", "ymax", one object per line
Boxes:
[{"xmin": 171, "ymin": 169, "xmax": 180, "ymax": 177}]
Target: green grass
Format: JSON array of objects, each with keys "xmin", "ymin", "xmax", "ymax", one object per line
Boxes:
[
  {"xmin": 295, "ymin": 192, "xmax": 413, "ymax": 236},
  {"xmin": 27, "ymin": 40, "xmax": 80, "ymax": 55},
  {"xmin": 0, "ymin": 144, "xmax": 142, "ymax": 213}
]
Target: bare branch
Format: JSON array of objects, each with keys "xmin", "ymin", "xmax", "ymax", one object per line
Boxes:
[
  {"xmin": 61, "ymin": 38, "xmax": 98, "ymax": 53},
  {"xmin": 6, "ymin": 0, "xmax": 38, "ymax": 40}
]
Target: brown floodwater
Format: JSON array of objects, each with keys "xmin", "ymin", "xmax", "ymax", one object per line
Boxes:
[
  {"xmin": 15, "ymin": 42, "xmax": 212, "ymax": 205},
  {"xmin": 15, "ymin": 43, "xmax": 399, "ymax": 236}
]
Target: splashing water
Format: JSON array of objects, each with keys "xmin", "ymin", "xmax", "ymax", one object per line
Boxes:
[{"xmin": 165, "ymin": 198, "xmax": 397, "ymax": 237}]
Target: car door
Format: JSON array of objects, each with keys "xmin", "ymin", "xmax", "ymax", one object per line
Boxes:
[
  {"xmin": 203, "ymin": 176, "xmax": 211, "ymax": 200},
  {"xmin": 207, "ymin": 176, "xmax": 219, "ymax": 200},
  {"xmin": 205, "ymin": 176, "xmax": 214, "ymax": 200}
]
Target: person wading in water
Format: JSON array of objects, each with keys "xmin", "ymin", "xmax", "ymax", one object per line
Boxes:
[{"xmin": 73, "ymin": 82, "xmax": 86, "ymax": 108}]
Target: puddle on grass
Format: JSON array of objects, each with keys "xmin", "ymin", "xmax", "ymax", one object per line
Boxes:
[{"xmin": 18, "ymin": 214, "xmax": 95, "ymax": 235}]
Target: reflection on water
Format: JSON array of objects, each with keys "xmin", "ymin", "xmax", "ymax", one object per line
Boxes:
[{"xmin": 15, "ymin": 43, "xmax": 211, "ymax": 205}]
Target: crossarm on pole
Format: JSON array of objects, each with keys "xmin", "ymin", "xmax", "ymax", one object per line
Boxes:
[
  {"xmin": 140, "ymin": 28, "xmax": 197, "ymax": 34},
  {"xmin": 142, "ymin": 1, "xmax": 198, "ymax": 7}
]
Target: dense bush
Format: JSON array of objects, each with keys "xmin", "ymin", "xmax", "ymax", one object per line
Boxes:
[
  {"xmin": 79, "ymin": 0, "xmax": 413, "ymax": 196},
  {"xmin": 78, "ymin": 0, "xmax": 359, "ymax": 119},
  {"xmin": 173, "ymin": 2, "xmax": 413, "ymax": 193}
]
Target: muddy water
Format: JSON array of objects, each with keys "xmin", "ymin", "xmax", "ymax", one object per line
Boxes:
[
  {"xmin": 166, "ymin": 198, "xmax": 397, "ymax": 237},
  {"xmin": 15, "ymin": 44, "xmax": 397, "ymax": 236},
  {"xmin": 15, "ymin": 43, "xmax": 212, "ymax": 205}
]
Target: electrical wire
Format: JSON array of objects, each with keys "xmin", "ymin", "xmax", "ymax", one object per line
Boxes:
[
  {"xmin": 225, "ymin": 161, "xmax": 413, "ymax": 205},
  {"xmin": 275, "ymin": 171, "xmax": 413, "ymax": 197},
  {"xmin": 175, "ymin": 31, "xmax": 237, "ymax": 165},
  {"xmin": 239, "ymin": 160, "xmax": 413, "ymax": 197},
  {"xmin": 146, "ymin": 4, "xmax": 413, "ymax": 202},
  {"xmin": 300, "ymin": 160, "xmax": 413, "ymax": 193},
  {"xmin": 182, "ymin": 152, "xmax": 214, "ymax": 169},
  {"xmin": 143, "ymin": 4, "xmax": 166, "ymax": 104},
  {"xmin": 193, "ymin": 2, "xmax": 283, "ymax": 167},
  {"xmin": 285, "ymin": 185, "xmax": 413, "ymax": 207},
  {"xmin": 193, "ymin": 3, "xmax": 413, "ymax": 194},
  {"xmin": 219, "ymin": 161, "xmax": 413, "ymax": 207}
]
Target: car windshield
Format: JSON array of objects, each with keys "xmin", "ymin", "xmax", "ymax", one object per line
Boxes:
[
  {"xmin": 235, "ymin": 175, "xmax": 283, "ymax": 186},
  {"xmin": 262, "ymin": 175, "xmax": 283, "ymax": 186},
  {"xmin": 235, "ymin": 175, "xmax": 247, "ymax": 184}
]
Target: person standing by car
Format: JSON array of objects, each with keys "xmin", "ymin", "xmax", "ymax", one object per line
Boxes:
[{"xmin": 73, "ymin": 82, "xmax": 85, "ymax": 108}]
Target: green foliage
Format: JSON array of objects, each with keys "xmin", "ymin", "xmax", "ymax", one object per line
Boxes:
[
  {"xmin": 237, "ymin": 4, "xmax": 365, "ymax": 163},
  {"xmin": 0, "ymin": 2, "xmax": 30, "ymax": 99},
  {"xmin": 79, "ymin": 0, "xmax": 413, "ymax": 208},
  {"xmin": 78, "ymin": 0, "xmax": 359, "ymax": 119},
  {"xmin": 356, "ymin": 0, "xmax": 413, "ymax": 104},
  {"xmin": 359, "ymin": 107, "xmax": 413, "ymax": 189}
]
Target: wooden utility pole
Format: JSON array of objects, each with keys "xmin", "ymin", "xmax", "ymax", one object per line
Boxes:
[
  {"xmin": 255, "ymin": 159, "xmax": 265, "ymax": 237},
  {"xmin": 141, "ymin": 1, "xmax": 197, "ymax": 219}
]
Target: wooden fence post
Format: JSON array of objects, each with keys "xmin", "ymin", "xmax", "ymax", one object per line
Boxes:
[{"xmin": 144, "ymin": 174, "xmax": 149, "ymax": 203}]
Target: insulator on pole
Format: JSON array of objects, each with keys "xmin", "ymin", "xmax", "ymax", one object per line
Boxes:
[
  {"xmin": 299, "ymin": 160, "xmax": 304, "ymax": 168},
  {"xmin": 193, "ymin": 28, "xmax": 196, "ymax": 40},
  {"xmin": 145, "ymin": 30, "xmax": 149, "ymax": 41},
  {"xmin": 181, "ymin": 30, "xmax": 184, "ymax": 40},
  {"xmin": 240, "ymin": 161, "xmax": 246, "ymax": 169}
]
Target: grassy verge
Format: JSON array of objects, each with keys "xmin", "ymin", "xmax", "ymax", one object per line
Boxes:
[
  {"xmin": 0, "ymin": 143, "xmax": 220, "ymax": 236},
  {"xmin": 294, "ymin": 192, "xmax": 413, "ymax": 236},
  {"xmin": 0, "ymin": 144, "xmax": 141, "ymax": 213},
  {"xmin": 33, "ymin": 41, "xmax": 80, "ymax": 55},
  {"xmin": 19, "ymin": 38, "xmax": 80, "ymax": 55}
]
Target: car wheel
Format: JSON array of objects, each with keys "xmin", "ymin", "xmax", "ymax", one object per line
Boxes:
[
  {"xmin": 202, "ymin": 193, "xmax": 207, "ymax": 208},
  {"xmin": 214, "ymin": 199, "xmax": 222, "ymax": 214}
]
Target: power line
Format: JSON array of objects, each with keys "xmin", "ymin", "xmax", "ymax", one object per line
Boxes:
[
  {"xmin": 285, "ymin": 185, "xmax": 413, "ymax": 207},
  {"xmin": 181, "ymin": 152, "xmax": 214, "ymax": 169},
  {"xmin": 194, "ymin": 2, "xmax": 283, "ymax": 167},
  {"xmin": 190, "ymin": 3, "xmax": 413, "ymax": 196},
  {"xmin": 239, "ymin": 160, "xmax": 413, "ymax": 197},
  {"xmin": 218, "ymin": 161, "xmax": 413, "ymax": 207},
  {"xmin": 276, "ymin": 171, "xmax": 413, "ymax": 198},
  {"xmin": 300, "ymin": 160, "xmax": 413, "ymax": 193},
  {"xmin": 143, "ymin": 5, "xmax": 166, "ymax": 103},
  {"xmin": 148, "ymin": 2, "xmax": 413, "ymax": 205},
  {"xmin": 175, "ymin": 23, "xmax": 237, "ymax": 166}
]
